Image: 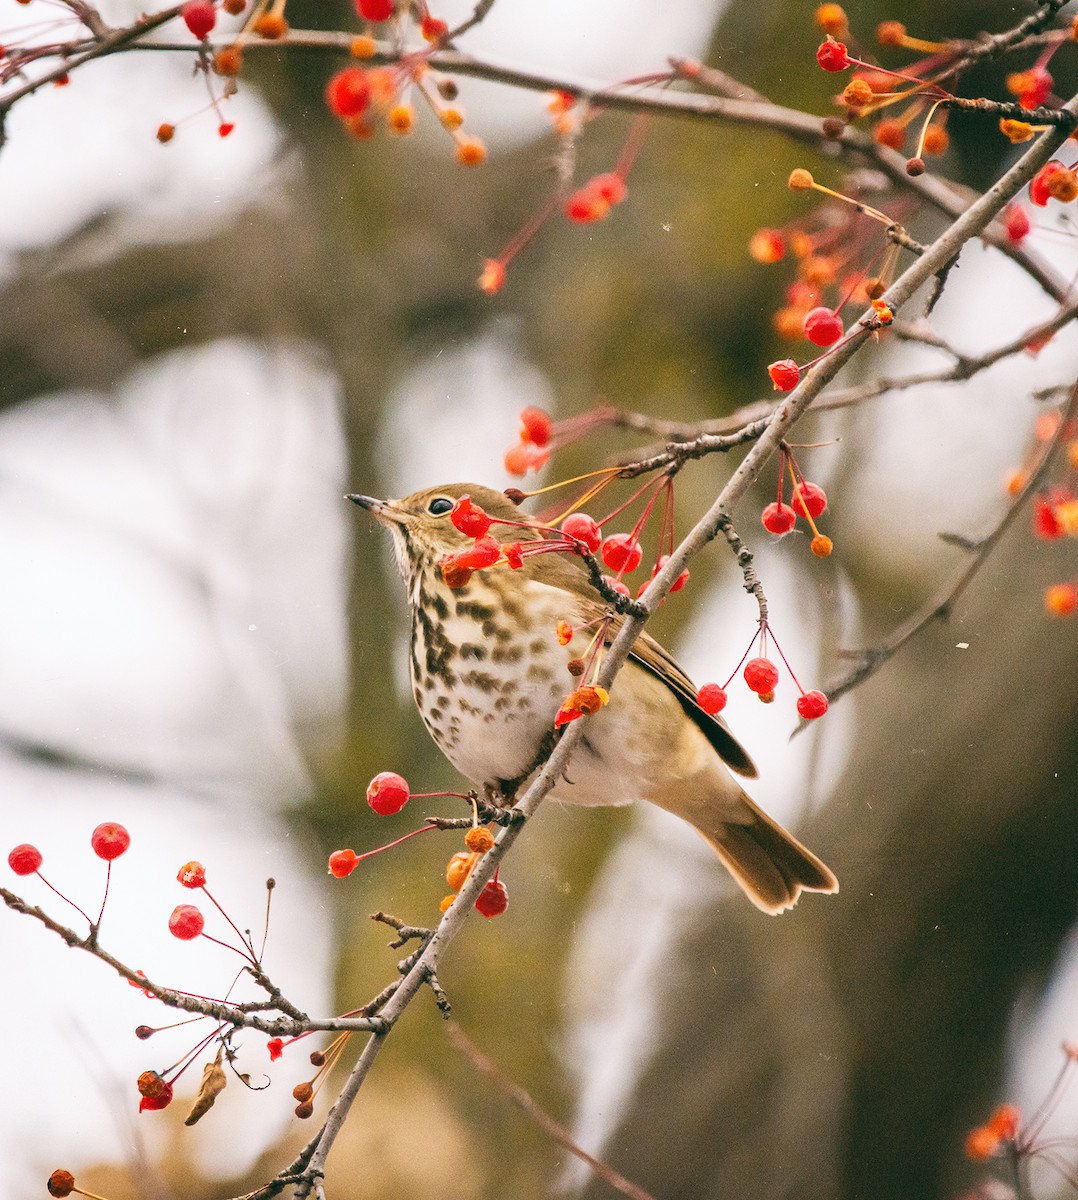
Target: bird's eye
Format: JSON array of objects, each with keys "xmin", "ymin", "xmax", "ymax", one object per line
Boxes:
[{"xmin": 427, "ymin": 497, "xmax": 454, "ymax": 516}]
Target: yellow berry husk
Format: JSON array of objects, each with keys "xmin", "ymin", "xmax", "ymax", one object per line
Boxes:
[
  {"xmin": 877, "ymin": 20, "xmax": 905, "ymax": 46},
  {"xmin": 811, "ymin": 535, "xmax": 833, "ymax": 557},
  {"xmin": 440, "ymin": 107, "xmax": 464, "ymax": 131},
  {"xmin": 254, "ymin": 12, "xmax": 288, "ymax": 37},
  {"xmin": 788, "ymin": 168, "xmax": 814, "ymax": 191},
  {"xmin": 351, "ymin": 34, "xmax": 377, "ymax": 58},
  {"xmin": 1055, "ymin": 499, "xmax": 1078, "ymax": 535},
  {"xmin": 1047, "ymin": 169, "xmax": 1078, "ymax": 203},
  {"xmin": 439, "ymin": 893, "xmax": 456, "ymax": 912},
  {"xmin": 843, "ymin": 79, "xmax": 874, "ymax": 108},
  {"xmin": 455, "ymin": 135, "xmax": 486, "ymax": 166},
  {"xmin": 465, "ymin": 826, "xmax": 495, "ymax": 853},
  {"xmin": 1067, "ymin": 441, "xmax": 1078, "ymax": 471},
  {"xmin": 446, "ymin": 850, "xmax": 479, "ymax": 892}
]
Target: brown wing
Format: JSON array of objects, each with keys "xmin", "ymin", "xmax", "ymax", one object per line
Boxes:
[{"xmin": 628, "ymin": 628, "xmax": 758, "ymax": 779}]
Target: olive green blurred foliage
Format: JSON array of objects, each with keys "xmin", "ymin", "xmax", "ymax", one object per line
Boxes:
[{"xmin": 5, "ymin": 0, "xmax": 1078, "ymax": 1195}]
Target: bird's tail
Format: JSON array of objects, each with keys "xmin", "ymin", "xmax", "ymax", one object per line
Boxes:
[{"xmin": 674, "ymin": 787, "xmax": 838, "ymax": 915}]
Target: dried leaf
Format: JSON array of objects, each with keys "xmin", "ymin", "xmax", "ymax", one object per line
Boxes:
[{"xmin": 184, "ymin": 1052, "xmax": 227, "ymax": 1126}]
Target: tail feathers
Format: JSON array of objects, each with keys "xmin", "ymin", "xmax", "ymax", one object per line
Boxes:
[{"xmin": 695, "ymin": 797, "xmax": 838, "ymax": 916}]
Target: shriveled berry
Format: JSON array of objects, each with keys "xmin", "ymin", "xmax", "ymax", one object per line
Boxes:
[
  {"xmin": 182, "ymin": 0, "xmax": 217, "ymax": 40},
  {"xmin": 796, "ymin": 690, "xmax": 829, "ymax": 720},
  {"xmin": 768, "ymin": 359, "xmax": 800, "ymax": 391},
  {"xmin": 295, "ymin": 1101, "xmax": 315, "ymax": 1119},
  {"xmin": 366, "ymin": 771, "xmax": 410, "ymax": 816},
  {"xmin": 905, "ymin": 156, "xmax": 926, "ymax": 177},
  {"xmin": 803, "ymin": 307, "xmax": 843, "ymax": 347},
  {"xmin": 8, "ymin": 843, "xmax": 42, "ymax": 875},
  {"xmin": 47, "ymin": 1170, "xmax": 75, "ymax": 1197},
  {"xmin": 156, "ymin": 123, "xmax": 175, "ymax": 144},
  {"xmin": 762, "ymin": 503, "xmax": 796, "ymax": 535},
  {"xmin": 696, "ymin": 683, "xmax": 727, "ymax": 715},
  {"xmin": 744, "ymin": 657, "xmax": 779, "ymax": 695},
  {"xmin": 91, "ymin": 822, "xmax": 130, "ymax": 861},
  {"xmin": 292, "ymin": 1081, "xmax": 314, "ymax": 1103},
  {"xmin": 328, "ymin": 849, "xmax": 360, "ymax": 877},
  {"xmin": 816, "ymin": 37, "xmax": 851, "ymax": 71},
  {"xmin": 561, "ymin": 512, "xmax": 601, "ymax": 552},
  {"xmin": 791, "ymin": 481, "xmax": 827, "ymax": 519},
  {"xmin": 168, "ymin": 904, "xmax": 205, "ymax": 940},
  {"xmin": 451, "ymin": 495, "xmax": 492, "ymax": 537},
  {"xmin": 601, "ymin": 533, "xmax": 643, "ymax": 573},
  {"xmin": 465, "ymin": 826, "xmax": 495, "ymax": 853},
  {"xmin": 222, "ymin": 0, "xmax": 245, "ymax": 12},
  {"xmin": 475, "ymin": 878, "xmax": 508, "ymax": 918},
  {"xmin": 811, "ymin": 535, "xmax": 833, "ymax": 557},
  {"xmin": 177, "ymin": 861, "xmax": 206, "ymax": 888},
  {"xmin": 441, "ymin": 557, "xmax": 473, "ymax": 589},
  {"xmin": 456, "ymin": 535, "xmax": 501, "ymax": 570},
  {"xmin": 267, "ymin": 1038, "xmax": 284, "ymax": 1060},
  {"xmin": 447, "ymin": 851, "xmax": 479, "ymax": 892}
]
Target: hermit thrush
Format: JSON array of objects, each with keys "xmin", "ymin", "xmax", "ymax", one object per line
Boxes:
[{"xmin": 349, "ymin": 483, "xmax": 837, "ymax": 914}]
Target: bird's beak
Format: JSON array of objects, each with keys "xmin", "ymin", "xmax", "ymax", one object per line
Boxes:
[{"xmin": 346, "ymin": 494, "xmax": 406, "ymax": 524}]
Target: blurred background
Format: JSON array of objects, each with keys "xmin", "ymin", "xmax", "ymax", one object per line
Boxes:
[{"xmin": 2, "ymin": 0, "xmax": 1078, "ymax": 1196}]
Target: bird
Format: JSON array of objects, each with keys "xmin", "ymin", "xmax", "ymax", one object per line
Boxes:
[{"xmin": 349, "ymin": 483, "xmax": 837, "ymax": 914}]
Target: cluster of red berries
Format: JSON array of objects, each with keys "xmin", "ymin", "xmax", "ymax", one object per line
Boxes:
[
  {"xmin": 441, "ymin": 826, "xmax": 507, "ymax": 917},
  {"xmin": 478, "ymin": 111, "xmax": 647, "ymax": 294},
  {"xmin": 503, "ymin": 406, "xmax": 554, "ymax": 475},
  {"xmin": 695, "ymin": 623, "xmax": 829, "ymax": 722},
  {"xmin": 760, "ymin": 451, "xmax": 833, "ymax": 559}
]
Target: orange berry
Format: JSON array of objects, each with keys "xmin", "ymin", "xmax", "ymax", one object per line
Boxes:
[
  {"xmin": 213, "ymin": 46, "xmax": 244, "ymax": 76},
  {"xmin": 800, "ymin": 255, "xmax": 836, "ymax": 286},
  {"xmin": 814, "ymin": 3, "xmax": 847, "ymax": 34},
  {"xmin": 788, "ymin": 231, "xmax": 813, "ymax": 258},
  {"xmin": 788, "ymin": 168, "xmax": 814, "ymax": 190},
  {"xmin": 345, "ymin": 114, "xmax": 375, "ymax": 140},
  {"xmin": 455, "ymin": 134, "xmax": 486, "ymax": 165},
  {"xmin": 1047, "ymin": 168, "xmax": 1078, "ymax": 203},
  {"xmin": 350, "ymin": 34, "xmax": 377, "ymax": 57},
  {"xmin": 749, "ymin": 228, "xmax": 786, "ymax": 263},
  {"xmin": 465, "ymin": 826, "xmax": 495, "ymax": 853},
  {"xmin": 440, "ymin": 107, "xmax": 464, "ymax": 130},
  {"xmin": 922, "ymin": 125, "xmax": 949, "ymax": 155},
  {"xmin": 811, "ymin": 535, "xmax": 833, "ymax": 557},
  {"xmin": 964, "ymin": 1125, "xmax": 999, "ymax": 1162},
  {"xmin": 1067, "ymin": 440, "xmax": 1078, "ymax": 470},
  {"xmin": 988, "ymin": 1103, "xmax": 1021, "ymax": 1140},
  {"xmin": 254, "ymin": 12, "xmax": 288, "ymax": 37},
  {"xmin": 773, "ymin": 306, "xmax": 809, "ymax": 340},
  {"xmin": 47, "ymin": 1171, "xmax": 76, "ymax": 1198},
  {"xmin": 478, "ymin": 259, "xmax": 506, "ymax": 295},
  {"xmin": 386, "ymin": 103, "xmax": 414, "ymax": 134},
  {"xmin": 874, "ymin": 119, "xmax": 905, "ymax": 149},
  {"xmin": 156, "ymin": 122, "xmax": 175, "ymax": 143},
  {"xmin": 447, "ymin": 850, "xmax": 479, "ymax": 892},
  {"xmin": 843, "ymin": 79, "xmax": 874, "ymax": 108}
]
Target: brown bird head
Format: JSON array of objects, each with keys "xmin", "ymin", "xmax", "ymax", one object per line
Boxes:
[{"xmin": 348, "ymin": 484, "xmax": 539, "ymax": 584}]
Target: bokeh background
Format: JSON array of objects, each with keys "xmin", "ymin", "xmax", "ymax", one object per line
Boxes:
[{"xmin": 3, "ymin": 0, "xmax": 1078, "ymax": 1197}]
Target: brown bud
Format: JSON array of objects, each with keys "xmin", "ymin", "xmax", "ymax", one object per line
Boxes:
[
  {"xmin": 222, "ymin": 0, "xmax": 245, "ymax": 12},
  {"xmin": 905, "ymin": 156, "xmax": 926, "ymax": 177},
  {"xmin": 309, "ymin": 1050, "xmax": 326, "ymax": 1066},
  {"xmin": 293, "ymin": 1081, "xmax": 315, "ymax": 1103},
  {"xmin": 295, "ymin": 1101, "xmax": 315, "ymax": 1119},
  {"xmin": 864, "ymin": 277, "xmax": 886, "ymax": 300},
  {"xmin": 213, "ymin": 46, "xmax": 244, "ymax": 76},
  {"xmin": 503, "ymin": 488, "xmax": 526, "ymax": 505},
  {"xmin": 135, "ymin": 1024, "xmax": 155, "ymax": 1040},
  {"xmin": 47, "ymin": 1170, "xmax": 75, "ymax": 1198},
  {"xmin": 821, "ymin": 116, "xmax": 845, "ymax": 139},
  {"xmin": 437, "ymin": 78, "xmax": 459, "ymax": 101},
  {"xmin": 567, "ymin": 658, "xmax": 586, "ymax": 677}
]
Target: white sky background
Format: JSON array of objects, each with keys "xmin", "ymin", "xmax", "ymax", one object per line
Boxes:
[{"xmin": 3, "ymin": 0, "xmax": 1078, "ymax": 1193}]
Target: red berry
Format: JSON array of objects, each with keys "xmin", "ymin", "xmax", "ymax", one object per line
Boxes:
[
  {"xmin": 138, "ymin": 1079, "xmax": 174, "ymax": 1112},
  {"xmin": 355, "ymin": 0, "xmax": 393, "ymax": 19},
  {"xmin": 325, "ymin": 68, "xmax": 371, "ymax": 118},
  {"xmin": 176, "ymin": 861, "xmax": 206, "ymax": 888},
  {"xmin": 803, "ymin": 307, "xmax": 843, "ymax": 346},
  {"xmin": 457, "ymin": 535, "xmax": 501, "ymax": 570},
  {"xmin": 475, "ymin": 878, "xmax": 508, "ymax": 918},
  {"xmin": 1034, "ymin": 498, "xmax": 1063, "ymax": 539},
  {"xmin": 696, "ymin": 683, "xmax": 727, "ymax": 715},
  {"xmin": 768, "ymin": 359, "xmax": 800, "ymax": 391},
  {"xmin": 182, "ymin": 0, "xmax": 216, "ymax": 39},
  {"xmin": 590, "ymin": 172, "xmax": 627, "ymax": 205},
  {"xmin": 366, "ymin": 771, "xmax": 410, "ymax": 816},
  {"xmin": 420, "ymin": 14, "xmax": 448, "ymax": 39},
  {"xmin": 565, "ymin": 183, "xmax": 610, "ymax": 223},
  {"xmin": 328, "ymin": 849, "xmax": 360, "ymax": 877},
  {"xmin": 651, "ymin": 554, "xmax": 689, "ymax": 591},
  {"xmin": 604, "ymin": 576, "xmax": 630, "ymax": 597},
  {"xmin": 218, "ymin": 122, "xmax": 235, "ymax": 138},
  {"xmin": 761, "ymin": 503, "xmax": 796, "ymax": 535},
  {"xmin": 91, "ymin": 822, "xmax": 130, "ymax": 861},
  {"xmin": 816, "ymin": 37, "xmax": 851, "ymax": 72},
  {"xmin": 8, "ymin": 843, "xmax": 42, "ymax": 875},
  {"xmin": 519, "ymin": 406, "xmax": 553, "ymax": 446},
  {"xmin": 560, "ymin": 512, "xmax": 601, "ymax": 552},
  {"xmin": 744, "ymin": 657, "xmax": 779, "ymax": 695},
  {"xmin": 168, "ymin": 904, "xmax": 204, "ymax": 940},
  {"xmin": 791, "ymin": 481, "xmax": 827, "ymax": 519},
  {"xmin": 1004, "ymin": 205, "xmax": 1031, "ymax": 243},
  {"xmin": 796, "ymin": 690, "xmax": 829, "ymax": 720},
  {"xmin": 450, "ymin": 495, "xmax": 493, "ymax": 538},
  {"xmin": 600, "ymin": 533, "xmax": 643, "ymax": 573},
  {"xmin": 267, "ymin": 1037, "xmax": 284, "ymax": 1060}
]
